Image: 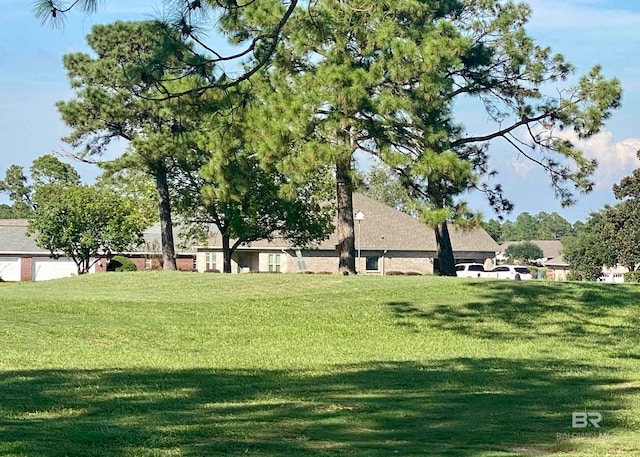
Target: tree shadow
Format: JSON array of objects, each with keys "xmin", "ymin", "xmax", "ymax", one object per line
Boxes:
[
  {"xmin": 0, "ymin": 359, "xmax": 633, "ymax": 456},
  {"xmin": 388, "ymin": 281, "xmax": 640, "ymax": 354}
]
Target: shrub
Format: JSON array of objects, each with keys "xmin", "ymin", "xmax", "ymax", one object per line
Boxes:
[
  {"xmin": 405, "ymin": 271, "xmax": 422, "ymax": 276},
  {"xmin": 624, "ymin": 271, "xmax": 640, "ymax": 283},
  {"xmin": 107, "ymin": 255, "xmax": 137, "ymax": 272},
  {"xmin": 205, "ymin": 269, "xmax": 221, "ymax": 273},
  {"xmin": 505, "ymin": 242, "xmax": 543, "ymax": 263},
  {"xmin": 386, "ymin": 271, "xmax": 405, "ymax": 276}
]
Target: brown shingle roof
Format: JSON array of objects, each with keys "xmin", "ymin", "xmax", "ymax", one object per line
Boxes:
[
  {"xmin": 499, "ymin": 240, "xmax": 563, "ymax": 259},
  {"xmin": 204, "ymin": 193, "xmax": 498, "ymax": 253}
]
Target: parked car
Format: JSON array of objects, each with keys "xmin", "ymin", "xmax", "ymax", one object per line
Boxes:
[
  {"xmin": 455, "ymin": 263, "xmax": 487, "ymax": 278},
  {"xmin": 486, "ymin": 265, "xmax": 532, "ymax": 280}
]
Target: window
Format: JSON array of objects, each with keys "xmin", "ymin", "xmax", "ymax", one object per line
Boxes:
[
  {"xmin": 268, "ymin": 254, "xmax": 281, "ymax": 272},
  {"xmin": 469, "ymin": 265, "xmax": 484, "ymax": 271},
  {"xmin": 144, "ymin": 258, "xmax": 152, "ymax": 270},
  {"xmin": 205, "ymin": 252, "xmax": 218, "ymax": 271},
  {"xmin": 366, "ymin": 256, "xmax": 380, "ymax": 271}
]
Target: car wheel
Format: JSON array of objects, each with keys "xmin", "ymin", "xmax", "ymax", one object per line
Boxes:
[{"xmin": 514, "ymin": 273, "xmax": 521, "ymax": 281}]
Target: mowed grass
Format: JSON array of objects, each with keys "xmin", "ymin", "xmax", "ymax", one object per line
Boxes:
[{"xmin": 0, "ymin": 273, "xmax": 639, "ymax": 456}]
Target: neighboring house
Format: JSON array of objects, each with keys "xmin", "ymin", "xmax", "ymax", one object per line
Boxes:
[
  {"xmin": 542, "ymin": 255, "xmax": 630, "ymax": 282},
  {"xmin": 543, "ymin": 255, "xmax": 570, "ymax": 281},
  {"xmin": 195, "ymin": 193, "xmax": 499, "ymax": 275},
  {"xmin": 0, "ymin": 219, "xmax": 196, "ymax": 281},
  {"xmin": 123, "ymin": 223, "xmax": 197, "ymax": 272},
  {"xmin": 0, "ymin": 219, "xmax": 93, "ymax": 281},
  {"xmin": 599, "ymin": 265, "xmax": 628, "ymax": 283},
  {"xmin": 497, "ymin": 239, "xmax": 563, "ymax": 264}
]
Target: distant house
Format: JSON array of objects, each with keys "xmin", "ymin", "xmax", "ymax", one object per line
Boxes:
[
  {"xmin": 498, "ymin": 239, "xmax": 563, "ymax": 264},
  {"xmin": 599, "ymin": 265, "xmax": 628, "ymax": 283},
  {"xmin": 543, "ymin": 255, "xmax": 570, "ymax": 281},
  {"xmin": 195, "ymin": 193, "xmax": 499, "ymax": 275},
  {"xmin": 0, "ymin": 219, "xmax": 89, "ymax": 281},
  {"xmin": 0, "ymin": 219, "xmax": 196, "ymax": 281}
]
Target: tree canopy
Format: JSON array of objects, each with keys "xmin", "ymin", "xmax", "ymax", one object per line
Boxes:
[
  {"xmin": 28, "ymin": 183, "xmax": 147, "ymax": 274},
  {"xmin": 34, "ymin": 0, "xmax": 298, "ymax": 97},
  {"xmin": 0, "ymin": 154, "xmax": 81, "ymax": 215},
  {"xmin": 242, "ymin": 0, "xmax": 620, "ymax": 275},
  {"xmin": 504, "ymin": 241, "xmax": 544, "ymax": 263}
]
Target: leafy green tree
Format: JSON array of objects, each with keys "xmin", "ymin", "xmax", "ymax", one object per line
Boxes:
[
  {"xmin": 599, "ymin": 161, "xmax": 640, "ymax": 269},
  {"xmin": 563, "ymin": 211, "xmax": 616, "ymax": 281},
  {"xmin": 57, "ymin": 21, "xmax": 204, "ymax": 270},
  {"xmin": 174, "ymin": 90, "xmax": 335, "ymax": 273},
  {"xmin": 0, "ymin": 155, "xmax": 81, "ymax": 215},
  {"xmin": 34, "ymin": 0, "xmax": 298, "ymax": 96},
  {"xmin": 358, "ymin": 164, "xmax": 414, "ymax": 214},
  {"xmin": 536, "ymin": 212, "xmax": 573, "ymax": 240},
  {"xmin": 482, "ymin": 219, "xmax": 502, "ymax": 243},
  {"xmin": 504, "ymin": 241, "xmax": 544, "ymax": 263},
  {"xmin": 28, "ymin": 184, "xmax": 146, "ymax": 275},
  {"xmin": 249, "ymin": 0, "xmax": 620, "ymax": 275}
]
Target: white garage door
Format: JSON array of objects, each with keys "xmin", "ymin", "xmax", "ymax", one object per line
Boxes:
[
  {"xmin": 0, "ymin": 257, "xmax": 21, "ymax": 282},
  {"xmin": 32, "ymin": 257, "xmax": 79, "ymax": 281}
]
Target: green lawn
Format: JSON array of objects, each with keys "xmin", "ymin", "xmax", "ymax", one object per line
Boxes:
[{"xmin": 0, "ymin": 273, "xmax": 639, "ymax": 456}]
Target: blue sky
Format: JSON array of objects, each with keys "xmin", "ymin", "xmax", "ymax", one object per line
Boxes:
[{"xmin": 1, "ymin": 0, "xmax": 640, "ymax": 223}]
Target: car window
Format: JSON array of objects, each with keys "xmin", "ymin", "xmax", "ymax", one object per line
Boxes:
[
  {"xmin": 492, "ymin": 267, "xmax": 509, "ymax": 272},
  {"xmin": 515, "ymin": 267, "xmax": 531, "ymax": 274},
  {"xmin": 469, "ymin": 265, "xmax": 484, "ymax": 271},
  {"xmin": 455, "ymin": 265, "xmax": 465, "ymax": 271}
]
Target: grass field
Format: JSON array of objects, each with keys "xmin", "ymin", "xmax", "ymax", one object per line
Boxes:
[{"xmin": 0, "ymin": 272, "xmax": 639, "ymax": 456}]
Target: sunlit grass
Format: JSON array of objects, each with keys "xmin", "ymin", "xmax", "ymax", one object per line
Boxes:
[{"xmin": 1, "ymin": 273, "xmax": 638, "ymax": 456}]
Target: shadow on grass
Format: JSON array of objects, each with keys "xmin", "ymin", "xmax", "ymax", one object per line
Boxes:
[
  {"xmin": 0, "ymin": 358, "xmax": 632, "ymax": 456},
  {"xmin": 389, "ymin": 281, "xmax": 640, "ymax": 350}
]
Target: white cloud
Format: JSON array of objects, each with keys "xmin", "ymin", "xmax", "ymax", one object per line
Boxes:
[
  {"xmin": 507, "ymin": 158, "xmax": 535, "ymax": 178},
  {"xmin": 560, "ymin": 130, "xmax": 640, "ymax": 189}
]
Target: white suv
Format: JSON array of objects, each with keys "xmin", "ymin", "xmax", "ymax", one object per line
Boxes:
[
  {"xmin": 455, "ymin": 263, "xmax": 487, "ymax": 278},
  {"xmin": 487, "ymin": 265, "xmax": 532, "ymax": 280}
]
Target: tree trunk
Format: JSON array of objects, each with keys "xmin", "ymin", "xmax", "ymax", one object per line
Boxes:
[
  {"xmin": 435, "ymin": 222, "xmax": 456, "ymax": 276},
  {"xmin": 222, "ymin": 234, "xmax": 232, "ymax": 273},
  {"xmin": 336, "ymin": 156, "xmax": 356, "ymax": 275},
  {"xmin": 154, "ymin": 162, "xmax": 177, "ymax": 271}
]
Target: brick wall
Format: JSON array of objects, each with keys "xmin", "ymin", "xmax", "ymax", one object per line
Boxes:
[
  {"xmin": 177, "ymin": 257, "xmax": 196, "ymax": 271},
  {"xmin": 20, "ymin": 256, "xmax": 32, "ymax": 281}
]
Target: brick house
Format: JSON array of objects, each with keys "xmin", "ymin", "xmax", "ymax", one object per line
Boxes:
[
  {"xmin": 0, "ymin": 219, "xmax": 196, "ymax": 281},
  {"xmin": 195, "ymin": 193, "xmax": 499, "ymax": 275}
]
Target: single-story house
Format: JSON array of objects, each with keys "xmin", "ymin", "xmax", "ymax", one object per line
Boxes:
[
  {"xmin": 0, "ymin": 219, "xmax": 91, "ymax": 281},
  {"xmin": 497, "ymin": 239, "xmax": 563, "ymax": 264},
  {"xmin": 195, "ymin": 193, "xmax": 499, "ymax": 275},
  {"xmin": 599, "ymin": 265, "xmax": 628, "ymax": 283},
  {"xmin": 543, "ymin": 255, "xmax": 570, "ymax": 281},
  {"xmin": 0, "ymin": 219, "xmax": 196, "ymax": 281}
]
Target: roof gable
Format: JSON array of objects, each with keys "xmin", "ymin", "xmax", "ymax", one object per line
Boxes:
[{"xmin": 204, "ymin": 193, "xmax": 499, "ymax": 253}]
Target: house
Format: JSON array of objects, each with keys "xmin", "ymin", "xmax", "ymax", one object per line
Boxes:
[
  {"xmin": 122, "ymin": 223, "xmax": 197, "ymax": 272},
  {"xmin": 195, "ymin": 193, "xmax": 499, "ymax": 275},
  {"xmin": 0, "ymin": 219, "xmax": 89, "ymax": 281},
  {"xmin": 543, "ymin": 255, "xmax": 570, "ymax": 281},
  {"xmin": 599, "ymin": 265, "xmax": 628, "ymax": 283},
  {"xmin": 497, "ymin": 239, "xmax": 563, "ymax": 264},
  {"xmin": 0, "ymin": 219, "xmax": 196, "ymax": 281}
]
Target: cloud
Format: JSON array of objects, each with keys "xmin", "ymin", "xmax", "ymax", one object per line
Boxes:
[
  {"xmin": 561, "ymin": 130, "xmax": 640, "ymax": 189},
  {"xmin": 506, "ymin": 158, "xmax": 535, "ymax": 178}
]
